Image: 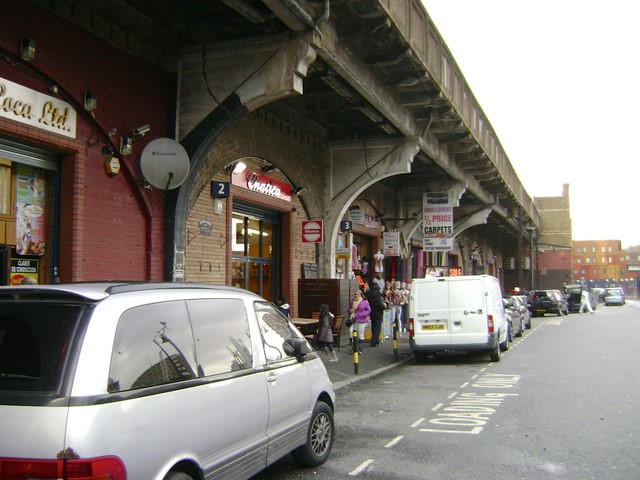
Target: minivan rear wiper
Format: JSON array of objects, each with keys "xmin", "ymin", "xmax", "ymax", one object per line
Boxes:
[{"xmin": 0, "ymin": 373, "xmax": 41, "ymax": 380}]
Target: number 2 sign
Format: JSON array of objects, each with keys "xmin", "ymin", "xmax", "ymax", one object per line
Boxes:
[{"xmin": 211, "ymin": 181, "xmax": 230, "ymax": 198}]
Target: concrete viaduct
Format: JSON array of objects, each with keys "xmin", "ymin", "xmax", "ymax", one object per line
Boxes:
[{"xmin": 30, "ymin": 0, "xmax": 540, "ymax": 282}]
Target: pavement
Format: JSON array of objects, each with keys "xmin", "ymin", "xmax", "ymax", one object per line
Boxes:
[{"xmin": 317, "ymin": 332, "xmax": 414, "ymax": 391}]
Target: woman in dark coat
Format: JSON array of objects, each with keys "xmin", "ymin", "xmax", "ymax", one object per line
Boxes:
[
  {"xmin": 316, "ymin": 304, "xmax": 338, "ymax": 362},
  {"xmin": 367, "ymin": 283, "xmax": 386, "ymax": 347}
]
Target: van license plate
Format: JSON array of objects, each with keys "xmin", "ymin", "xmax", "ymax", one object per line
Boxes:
[{"xmin": 422, "ymin": 324, "xmax": 445, "ymax": 330}]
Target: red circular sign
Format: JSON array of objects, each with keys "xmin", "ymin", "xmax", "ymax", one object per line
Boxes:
[{"xmin": 302, "ymin": 221, "xmax": 323, "ymax": 242}]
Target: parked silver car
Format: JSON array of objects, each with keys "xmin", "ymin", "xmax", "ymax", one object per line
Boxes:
[
  {"xmin": 604, "ymin": 287, "xmax": 625, "ymax": 306},
  {"xmin": 0, "ymin": 282, "xmax": 335, "ymax": 479}
]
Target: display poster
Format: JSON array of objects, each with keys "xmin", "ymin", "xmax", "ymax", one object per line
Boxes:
[
  {"xmin": 15, "ymin": 164, "xmax": 46, "ymax": 256},
  {"xmin": 382, "ymin": 231, "xmax": 400, "ymax": 257},
  {"xmin": 10, "ymin": 258, "xmax": 38, "ymax": 285},
  {"xmin": 423, "ymin": 192, "xmax": 453, "ymax": 251}
]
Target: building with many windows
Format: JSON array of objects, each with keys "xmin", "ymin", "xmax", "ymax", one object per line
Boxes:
[{"xmin": 572, "ymin": 240, "xmax": 628, "ymax": 289}]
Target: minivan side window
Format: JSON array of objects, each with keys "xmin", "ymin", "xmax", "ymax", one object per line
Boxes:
[
  {"xmin": 109, "ymin": 301, "xmax": 197, "ymax": 392},
  {"xmin": 187, "ymin": 298, "xmax": 253, "ymax": 376},
  {"xmin": 254, "ymin": 302, "xmax": 295, "ymax": 363}
]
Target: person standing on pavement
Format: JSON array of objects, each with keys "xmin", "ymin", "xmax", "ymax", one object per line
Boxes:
[
  {"xmin": 316, "ymin": 304, "xmax": 338, "ymax": 362},
  {"xmin": 580, "ymin": 288, "xmax": 594, "ymax": 314},
  {"xmin": 372, "ymin": 272, "xmax": 385, "ymax": 292},
  {"xmin": 348, "ymin": 291, "xmax": 371, "ymax": 354},
  {"xmin": 399, "ymin": 281, "xmax": 410, "ymax": 332},
  {"xmin": 388, "ymin": 281, "xmax": 403, "ymax": 333},
  {"xmin": 367, "ymin": 282, "xmax": 386, "ymax": 346},
  {"xmin": 276, "ymin": 294, "xmax": 291, "ymax": 318}
]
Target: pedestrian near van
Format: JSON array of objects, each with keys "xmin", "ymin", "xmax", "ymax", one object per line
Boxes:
[
  {"xmin": 388, "ymin": 281, "xmax": 403, "ymax": 332},
  {"xmin": 580, "ymin": 289, "xmax": 594, "ymax": 314},
  {"xmin": 316, "ymin": 304, "xmax": 338, "ymax": 362},
  {"xmin": 400, "ymin": 281, "xmax": 410, "ymax": 332},
  {"xmin": 347, "ymin": 290, "xmax": 371, "ymax": 354}
]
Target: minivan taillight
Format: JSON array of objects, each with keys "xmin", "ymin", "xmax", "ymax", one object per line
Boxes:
[
  {"xmin": 408, "ymin": 317, "xmax": 414, "ymax": 336},
  {"xmin": 487, "ymin": 315, "xmax": 495, "ymax": 334},
  {"xmin": 0, "ymin": 456, "xmax": 126, "ymax": 480}
]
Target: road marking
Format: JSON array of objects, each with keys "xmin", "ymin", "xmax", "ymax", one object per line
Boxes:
[
  {"xmin": 349, "ymin": 459, "xmax": 374, "ymax": 476},
  {"xmin": 422, "ymin": 371, "xmax": 521, "ymax": 434},
  {"xmin": 421, "ymin": 426, "xmax": 483, "ymax": 434},
  {"xmin": 460, "ymin": 381, "xmax": 469, "ymax": 388},
  {"xmin": 385, "ymin": 435, "xmax": 403, "ymax": 448},
  {"xmin": 411, "ymin": 418, "xmax": 425, "ymax": 428}
]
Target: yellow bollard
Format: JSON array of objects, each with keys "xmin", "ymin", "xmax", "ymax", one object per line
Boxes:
[
  {"xmin": 393, "ymin": 318, "xmax": 399, "ymax": 360},
  {"xmin": 352, "ymin": 329, "xmax": 359, "ymax": 374}
]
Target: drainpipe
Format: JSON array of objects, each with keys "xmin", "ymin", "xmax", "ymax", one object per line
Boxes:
[{"xmin": 281, "ymin": 0, "xmax": 330, "ymax": 29}]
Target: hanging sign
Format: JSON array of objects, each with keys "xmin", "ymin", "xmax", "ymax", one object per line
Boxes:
[
  {"xmin": 423, "ymin": 192, "xmax": 453, "ymax": 251},
  {"xmin": 383, "ymin": 231, "xmax": 400, "ymax": 257}
]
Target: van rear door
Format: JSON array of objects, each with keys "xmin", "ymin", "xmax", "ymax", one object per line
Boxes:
[
  {"xmin": 449, "ymin": 277, "xmax": 490, "ymax": 347},
  {"xmin": 412, "ymin": 278, "xmax": 451, "ymax": 347}
]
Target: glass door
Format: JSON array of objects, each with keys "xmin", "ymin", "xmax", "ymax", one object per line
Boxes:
[{"xmin": 231, "ymin": 210, "xmax": 279, "ymax": 301}]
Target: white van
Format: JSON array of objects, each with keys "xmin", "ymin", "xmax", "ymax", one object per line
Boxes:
[{"xmin": 409, "ymin": 275, "xmax": 510, "ymax": 362}]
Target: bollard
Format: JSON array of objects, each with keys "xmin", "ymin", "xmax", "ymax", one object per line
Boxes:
[
  {"xmin": 393, "ymin": 317, "xmax": 399, "ymax": 360},
  {"xmin": 352, "ymin": 329, "xmax": 359, "ymax": 374}
]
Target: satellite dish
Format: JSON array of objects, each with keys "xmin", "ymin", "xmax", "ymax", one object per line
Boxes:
[{"xmin": 140, "ymin": 138, "xmax": 190, "ymax": 190}]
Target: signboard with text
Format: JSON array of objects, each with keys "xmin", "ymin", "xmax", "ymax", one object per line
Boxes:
[
  {"xmin": 423, "ymin": 192, "xmax": 453, "ymax": 251},
  {"xmin": 0, "ymin": 77, "xmax": 77, "ymax": 138},
  {"xmin": 302, "ymin": 220, "xmax": 323, "ymax": 243}
]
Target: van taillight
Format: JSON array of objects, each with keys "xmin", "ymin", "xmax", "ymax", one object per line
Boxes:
[
  {"xmin": 487, "ymin": 315, "xmax": 495, "ymax": 333},
  {"xmin": 408, "ymin": 318, "xmax": 414, "ymax": 336},
  {"xmin": 0, "ymin": 456, "xmax": 126, "ymax": 480}
]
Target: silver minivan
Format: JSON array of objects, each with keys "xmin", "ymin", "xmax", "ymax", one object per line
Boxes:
[{"xmin": 0, "ymin": 282, "xmax": 335, "ymax": 479}]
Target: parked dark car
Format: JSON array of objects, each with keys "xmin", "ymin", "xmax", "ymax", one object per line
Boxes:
[
  {"xmin": 529, "ymin": 289, "xmax": 569, "ymax": 317},
  {"xmin": 564, "ymin": 284, "xmax": 597, "ymax": 313}
]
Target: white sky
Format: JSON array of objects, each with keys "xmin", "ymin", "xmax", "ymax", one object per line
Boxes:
[{"xmin": 421, "ymin": 0, "xmax": 640, "ymax": 248}]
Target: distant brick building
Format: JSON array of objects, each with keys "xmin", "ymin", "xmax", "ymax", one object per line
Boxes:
[{"xmin": 533, "ymin": 184, "xmax": 572, "ymax": 289}]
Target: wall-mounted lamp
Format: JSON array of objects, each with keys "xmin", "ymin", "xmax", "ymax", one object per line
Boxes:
[
  {"xmin": 83, "ymin": 90, "xmax": 98, "ymax": 111},
  {"xmin": 120, "ymin": 137, "xmax": 133, "ymax": 156},
  {"xmin": 20, "ymin": 37, "xmax": 36, "ymax": 61},
  {"xmin": 225, "ymin": 161, "xmax": 247, "ymax": 175},
  {"xmin": 291, "ymin": 186, "xmax": 306, "ymax": 196}
]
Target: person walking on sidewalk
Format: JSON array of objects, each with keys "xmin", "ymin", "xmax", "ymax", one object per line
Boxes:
[
  {"xmin": 399, "ymin": 281, "xmax": 410, "ymax": 333},
  {"xmin": 367, "ymin": 282, "xmax": 386, "ymax": 346},
  {"xmin": 316, "ymin": 304, "xmax": 338, "ymax": 362},
  {"xmin": 580, "ymin": 288, "xmax": 594, "ymax": 314},
  {"xmin": 348, "ymin": 291, "xmax": 371, "ymax": 354},
  {"xmin": 388, "ymin": 281, "xmax": 403, "ymax": 333}
]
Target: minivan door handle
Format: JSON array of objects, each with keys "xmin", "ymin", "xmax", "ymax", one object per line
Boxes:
[{"xmin": 267, "ymin": 374, "xmax": 278, "ymax": 383}]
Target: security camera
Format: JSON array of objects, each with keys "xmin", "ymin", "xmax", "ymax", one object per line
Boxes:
[{"xmin": 131, "ymin": 124, "xmax": 151, "ymax": 139}]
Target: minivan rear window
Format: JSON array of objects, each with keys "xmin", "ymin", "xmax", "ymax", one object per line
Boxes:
[{"xmin": 0, "ymin": 304, "xmax": 81, "ymax": 393}]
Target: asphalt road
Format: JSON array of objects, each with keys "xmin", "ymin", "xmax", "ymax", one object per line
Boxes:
[{"xmin": 253, "ymin": 299, "xmax": 640, "ymax": 480}]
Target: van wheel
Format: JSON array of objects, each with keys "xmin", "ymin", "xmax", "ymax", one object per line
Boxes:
[
  {"xmin": 292, "ymin": 400, "xmax": 334, "ymax": 467},
  {"xmin": 499, "ymin": 328, "xmax": 510, "ymax": 352},
  {"xmin": 414, "ymin": 352, "xmax": 427, "ymax": 363},
  {"xmin": 164, "ymin": 472, "xmax": 194, "ymax": 480},
  {"xmin": 489, "ymin": 344, "xmax": 500, "ymax": 362}
]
